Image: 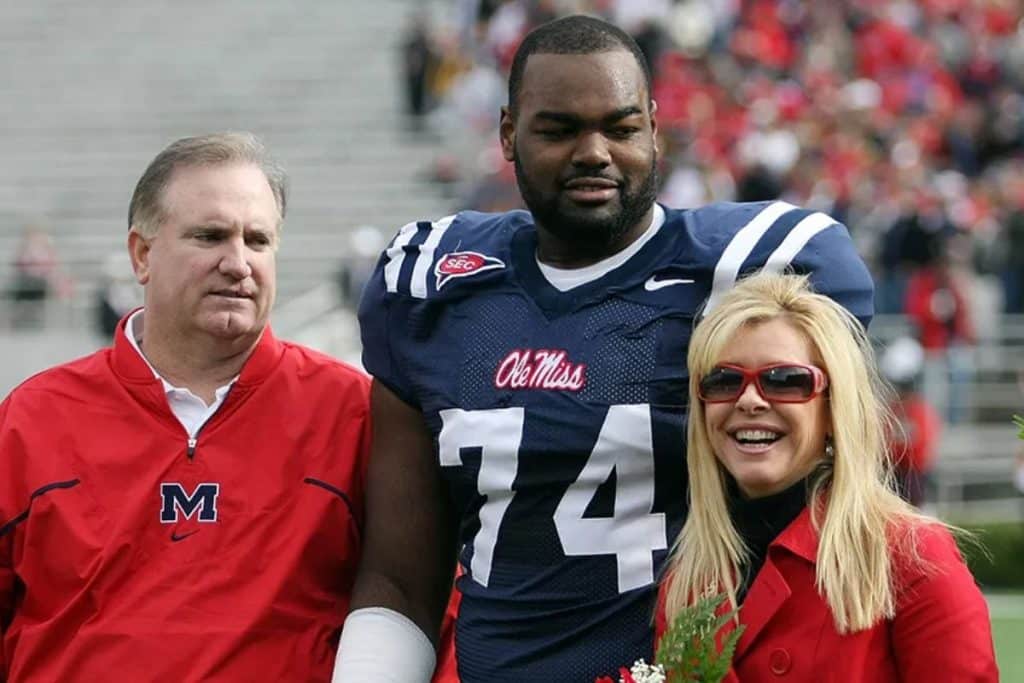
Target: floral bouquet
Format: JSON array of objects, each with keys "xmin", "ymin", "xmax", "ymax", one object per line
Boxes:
[{"xmin": 596, "ymin": 593, "xmax": 744, "ymax": 683}]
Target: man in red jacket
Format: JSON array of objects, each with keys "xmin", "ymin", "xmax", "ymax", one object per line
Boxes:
[{"xmin": 0, "ymin": 133, "xmax": 371, "ymax": 682}]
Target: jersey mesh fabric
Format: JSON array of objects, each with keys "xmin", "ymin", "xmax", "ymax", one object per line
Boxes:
[
  {"xmin": 440, "ymin": 294, "xmax": 665, "ymax": 680},
  {"xmin": 458, "ymin": 294, "xmax": 533, "ymax": 408},
  {"xmin": 579, "ymin": 297, "xmax": 661, "ymax": 405}
]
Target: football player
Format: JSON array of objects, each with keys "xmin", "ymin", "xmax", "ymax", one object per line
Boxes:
[{"xmin": 334, "ymin": 15, "xmax": 873, "ymax": 682}]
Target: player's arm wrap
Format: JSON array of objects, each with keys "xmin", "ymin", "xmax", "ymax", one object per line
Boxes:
[{"xmin": 332, "ymin": 607, "xmax": 436, "ymax": 682}]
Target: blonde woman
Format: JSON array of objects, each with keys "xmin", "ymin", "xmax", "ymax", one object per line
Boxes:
[{"xmin": 658, "ymin": 273, "xmax": 997, "ymax": 681}]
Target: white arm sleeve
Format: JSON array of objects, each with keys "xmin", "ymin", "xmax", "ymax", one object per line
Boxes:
[{"xmin": 332, "ymin": 607, "xmax": 437, "ymax": 682}]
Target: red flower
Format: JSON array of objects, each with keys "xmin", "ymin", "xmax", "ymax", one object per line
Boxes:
[{"xmin": 594, "ymin": 669, "xmax": 639, "ymax": 683}]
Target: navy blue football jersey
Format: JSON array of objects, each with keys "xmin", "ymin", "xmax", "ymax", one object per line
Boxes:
[{"xmin": 358, "ymin": 201, "xmax": 873, "ymax": 682}]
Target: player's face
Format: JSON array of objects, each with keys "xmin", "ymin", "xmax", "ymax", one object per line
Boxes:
[
  {"xmin": 129, "ymin": 162, "xmax": 279, "ymax": 345},
  {"xmin": 501, "ymin": 50, "xmax": 658, "ymax": 263},
  {"xmin": 703, "ymin": 318, "xmax": 831, "ymax": 499}
]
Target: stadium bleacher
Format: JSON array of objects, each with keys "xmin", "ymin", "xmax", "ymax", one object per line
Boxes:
[
  {"xmin": 0, "ymin": 1, "xmax": 1020, "ymax": 519},
  {"xmin": 0, "ymin": 1, "xmax": 452, "ymax": 390},
  {"xmin": 0, "ymin": 1, "xmax": 452, "ymax": 309}
]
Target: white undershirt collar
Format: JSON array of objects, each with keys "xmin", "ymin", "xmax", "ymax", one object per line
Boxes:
[
  {"xmin": 126, "ymin": 309, "xmax": 236, "ymax": 438},
  {"xmin": 537, "ymin": 204, "xmax": 666, "ymax": 292}
]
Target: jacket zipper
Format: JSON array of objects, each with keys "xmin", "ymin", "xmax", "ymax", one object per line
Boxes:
[
  {"xmin": 184, "ymin": 386, "xmax": 235, "ymax": 460},
  {"xmin": 187, "ymin": 421, "xmax": 210, "ymax": 460}
]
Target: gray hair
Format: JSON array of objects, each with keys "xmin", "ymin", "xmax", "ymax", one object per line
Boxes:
[{"xmin": 128, "ymin": 131, "xmax": 287, "ymax": 237}]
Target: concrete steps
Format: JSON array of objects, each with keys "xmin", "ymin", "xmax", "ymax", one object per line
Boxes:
[{"xmin": 0, "ymin": 0, "xmax": 455, "ymax": 315}]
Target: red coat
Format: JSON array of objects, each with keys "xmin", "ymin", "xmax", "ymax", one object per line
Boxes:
[
  {"xmin": 0, "ymin": 319, "xmax": 371, "ymax": 682},
  {"xmin": 657, "ymin": 509, "xmax": 997, "ymax": 682}
]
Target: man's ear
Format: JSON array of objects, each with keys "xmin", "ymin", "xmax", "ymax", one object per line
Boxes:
[
  {"xmin": 127, "ymin": 228, "xmax": 151, "ymax": 286},
  {"xmin": 499, "ymin": 106, "xmax": 515, "ymax": 162}
]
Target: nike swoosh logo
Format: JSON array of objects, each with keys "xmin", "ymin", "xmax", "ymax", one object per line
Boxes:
[
  {"xmin": 170, "ymin": 530, "xmax": 199, "ymax": 542},
  {"xmin": 644, "ymin": 276, "xmax": 695, "ymax": 291}
]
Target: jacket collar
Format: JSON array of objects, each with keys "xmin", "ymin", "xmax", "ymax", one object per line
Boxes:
[
  {"xmin": 111, "ymin": 309, "xmax": 284, "ymax": 393},
  {"xmin": 770, "ymin": 504, "xmax": 820, "ymax": 563},
  {"xmin": 732, "ymin": 506, "xmax": 820, "ymax": 659}
]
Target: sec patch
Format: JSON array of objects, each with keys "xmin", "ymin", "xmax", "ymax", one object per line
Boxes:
[{"xmin": 435, "ymin": 251, "xmax": 505, "ymax": 290}]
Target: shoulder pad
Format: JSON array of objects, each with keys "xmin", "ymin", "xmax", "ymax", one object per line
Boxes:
[
  {"xmin": 674, "ymin": 201, "xmax": 872, "ymax": 326},
  {"xmin": 376, "ymin": 210, "xmax": 530, "ymax": 301}
]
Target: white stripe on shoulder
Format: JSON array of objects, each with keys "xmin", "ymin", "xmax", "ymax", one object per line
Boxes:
[
  {"xmin": 382, "ymin": 215, "xmax": 457, "ymax": 296},
  {"xmin": 763, "ymin": 211, "xmax": 837, "ymax": 273},
  {"xmin": 383, "ymin": 221, "xmax": 421, "ymax": 294},
  {"xmin": 703, "ymin": 201, "xmax": 797, "ymax": 316},
  {"xmin": 410, "ymin": 214, "xmax": 456, "ymax": 298}
]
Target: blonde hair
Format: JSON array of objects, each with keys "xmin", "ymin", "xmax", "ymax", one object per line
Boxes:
[
  {"xmin": 128, "ymin": 131, "xmax": 287, "ymax": 238},
  {"xmin": 664, "ymin": 272, "xmax": 933, "ymax": 633}
]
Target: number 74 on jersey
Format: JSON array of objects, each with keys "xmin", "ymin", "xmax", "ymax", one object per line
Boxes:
[{"xmin": 438, "ymin": 404, "xmax": 668, "ymax": 594}]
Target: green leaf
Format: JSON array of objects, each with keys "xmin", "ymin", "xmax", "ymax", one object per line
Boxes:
[
  {"xmin": 1014, "ymin": 415, "xmax": 1024, "ymax": 440},
  {"xmin": 655, "ymin": 593, "xmax": 746, "ymax": 682}
]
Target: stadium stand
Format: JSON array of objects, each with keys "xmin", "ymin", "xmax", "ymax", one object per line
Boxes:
[
  {"xmin": 0, "ymin": 0, "xmax": 453, "ymax": 390},
  {"xmin": 0, "ymin": 1, "xmax": 1021, "ymax": 518}
]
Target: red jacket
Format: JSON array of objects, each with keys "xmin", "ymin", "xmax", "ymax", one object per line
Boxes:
[
  {"xmin": 0, "ymin": 319, "xmax": 370, "ymax": 682},
  {"xmin": 657, "ymin": 509, "xmax": 997, "ymax": 682},
  {"xmin": 904, "ymin": 267, "xmax": 975, "ymax": 351},
  {"xmin": 432, "ymin": 576, "xmax": 462, "ymax": 682}
]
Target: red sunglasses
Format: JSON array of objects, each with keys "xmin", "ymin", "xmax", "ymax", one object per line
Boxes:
[{"xmin": 698, "ymin": 363, "xmax": 829, "ymax": 404}]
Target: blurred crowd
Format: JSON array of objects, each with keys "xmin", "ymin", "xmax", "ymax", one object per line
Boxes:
[
  {"xmin": 393, "ymin": 0, "xmax": 1024, "ymax": 436},
  {"xmin": 4, "ymin": 225, "xmax": 139, "ymax": 337},
  {"xmin": 400, "ymin": 0, "xmax": 1024, "ymax": 322}
]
